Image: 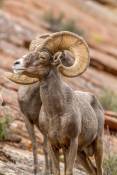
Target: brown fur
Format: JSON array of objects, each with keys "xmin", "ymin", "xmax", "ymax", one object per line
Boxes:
[
  {"xmin": 13, "ymin": 48, "xmax": 104, "ymax": 175},
  {"xmin": 17, "ymin": 51, "xmax": 74, "ymax": 175}
]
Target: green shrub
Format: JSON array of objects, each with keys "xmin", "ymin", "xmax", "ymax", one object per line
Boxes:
[
  {"xmin": 99, "ymin": 89, "xmax": 117, "ymax": 112},
  {"xmin": 43, "ymin": 11, "xmax": 64, "ymax": 32},
  {"xmin": 0, "ymin": 115, "xmax": 10, "ymax": 140},
  {"xmin": 61, "ymin": 19, "xmax": 84, "ymax": 36},
  {"xmin": 43, "ymin": 10, "xmax": 84, "ymax": 36},
  {"xmin": 103, "ymin": 155, "xmax": 117, "ymax": 175}
]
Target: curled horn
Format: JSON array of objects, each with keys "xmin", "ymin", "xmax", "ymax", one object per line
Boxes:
[
  {"xmin": 5, "ymin": 72, "xmax": 39, "ymax": 85},
  {"xmin": 29, "ymin": 33, "xmax": 50, "ymax": 51},
  {"xmin": 40, "ymin": 31, "xmax": 90, "ymax": 77},
  {"xmin": 7, "ymin": 34, "xmax": 50, "ymax": 85}
]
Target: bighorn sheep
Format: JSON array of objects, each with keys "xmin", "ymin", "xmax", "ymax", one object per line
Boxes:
[
  {"xmin": 11, "ymin": 31, "xmax": 104, "ymax": 175},
  {"xmin": 17, "ymin": 52, "xmax": 73, "ymax": 175},
  {"xmin": 6, "ymin": 33, "xmax": 74, "ymax": 175},
  {"xmin": 6, "ymin": 34, "xmax": 51, "ymax": 175},
  {"xmin": 17, "ymin": 34, "xmax": 51, "ymax": 175}
]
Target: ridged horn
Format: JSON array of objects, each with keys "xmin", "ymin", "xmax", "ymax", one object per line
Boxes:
[
  {"xmin": 41, "ymin": 31, "xmax": 90, "ymax": 77},
  {"xmin": 8, "ymin": 34, "xmax": 50, "ymax": 85},
  {"xmin": 5, "ymin": 72, "xmax": 39, "ymax": 85},
  {"xmin": 30, "ymin": 33, "xmax": 50, "ymax": 51}
]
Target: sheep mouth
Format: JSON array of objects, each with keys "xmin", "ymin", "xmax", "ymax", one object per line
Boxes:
[{"xmin": 13, "ymin": 68, "xmax": 26, "ymax": 74}]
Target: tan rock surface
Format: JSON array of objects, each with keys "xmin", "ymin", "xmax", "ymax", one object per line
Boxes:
[{"xmin": 0, "ymin": 0, "xmax": 117, "ymax": 173}]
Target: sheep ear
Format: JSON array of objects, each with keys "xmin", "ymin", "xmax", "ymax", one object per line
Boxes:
[
  {"xmin": 52, "ymin": 51, "xmax": 64, "ymax": 66},
  {"xmin": 5, "ymin": 72, "xmax": 39, "ymax": 85}
]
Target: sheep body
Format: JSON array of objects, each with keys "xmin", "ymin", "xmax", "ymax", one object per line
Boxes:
[
  {"xmin": 12, "ymin": 31, "xmax": 104, "ymax": 175},
  {"xmin": 17, "ymin": 51, "xmax": 73, "ymax": 175},
  {"xmin": 38, "ymin": 70, "xmax": 104, "ymax": 175}
]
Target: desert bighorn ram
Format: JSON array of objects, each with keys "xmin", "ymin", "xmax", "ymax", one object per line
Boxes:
[
  {"xmin": 10, "ymin": 31, "xmax": 104, "ymax": 175},
  {"xmin": 7, "ymin": 33, "xmax": 74, "ymax": 175},
  {"xmin": 6, "ymin": 34, "xmax": 51, "ymax": 175}
]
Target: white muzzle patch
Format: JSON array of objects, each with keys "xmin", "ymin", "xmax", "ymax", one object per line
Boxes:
[{"xmin": 12, "ymin": 55, "xmax": 27, "ymax": 73}]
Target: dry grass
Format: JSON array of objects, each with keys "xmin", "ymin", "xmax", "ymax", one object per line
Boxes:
[
  {"xmin": 103, "ymin": 129, "xmax": 117, "ymax": 175},
  {"xmin": 99, "ymin": 88, "xmax": 117, "ymax": 113},
  {"xmin": 103, "ymin": 155, "xmax": 117, "ymax": 175},
  {"xmin": 0, "ymin": 115, "xmax": 11, "ymax": 140}
]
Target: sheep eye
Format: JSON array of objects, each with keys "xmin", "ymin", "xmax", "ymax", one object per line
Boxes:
[
  {"xmin": 41, "ymin": 57, "xmax": 45, "ymax": 59},
  {"xmin": 40, "ymin": 56, "xmax": 46, "ymax": 61}
]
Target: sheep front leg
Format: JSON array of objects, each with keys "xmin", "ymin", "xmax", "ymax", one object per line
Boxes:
[
  {"xmin": 66, "ymin": 137, "xmax": 78, "ymax": 175},
  {"xmin": 43, "ymin": 135, "xmax": 50, "ymax": 175},
  {"xmin": 23, "ymin": 116, "xmax": 39, "ymax": 175},
  {"xmin": 48, "ymin": 142, "xmax": 60, "ymax": 175}
]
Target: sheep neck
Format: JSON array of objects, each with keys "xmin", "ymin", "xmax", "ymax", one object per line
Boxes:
[
  {"xmin": 40, "ymin": 70, "xmax": 64, "ymax": 117},
  {"xmin": 40, "ymin": 69, "xmax": 65, "ymax": 127}
]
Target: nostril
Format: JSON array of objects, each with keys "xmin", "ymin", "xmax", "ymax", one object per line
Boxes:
[{"xmin": 14, "ymin": 61, "xmax": 20, "ymax": 65}]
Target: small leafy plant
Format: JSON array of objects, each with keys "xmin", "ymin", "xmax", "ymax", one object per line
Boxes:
[
  {"xmin": 99, "ymin": 88, "xmax": 117, "ymax": 112},
  {"xmin": 0, "ymin": 115, "xmax": 10, "ymax": 140}
]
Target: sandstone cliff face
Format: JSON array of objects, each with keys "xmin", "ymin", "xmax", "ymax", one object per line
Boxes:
[
  {"xmin": 0, "ymin": 1, "xmax": 117, "ymax": 174},
  {"xmin": 0, "ymin": 0, "xmax": 116, "ymax": 122},
  {"xmin": 0, "ymin": 0, "xmax": 117, "ymax": 152},
  {"xmin": 0, "ymin": 0, "xmax": 117, "ymax": 128},
  {"xmin": 1, "ymin": 0, "xmax": 117, "ymax": 111}
]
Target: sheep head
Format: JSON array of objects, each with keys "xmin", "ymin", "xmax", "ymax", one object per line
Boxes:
[
  {"xmin": 12, "ymin": 51, "xmax": 53, "ymax": 80},
  {"xmin": 10, "ymin": 31, "xmax": 90, "ymax": 83},
  {"xmin": 6, "ymin": 34, "xmax": 50, "ymax": 84}
]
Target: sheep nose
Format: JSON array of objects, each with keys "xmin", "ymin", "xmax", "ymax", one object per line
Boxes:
[
  {"xmin": 12, "ymin": 58, "xmax": 23, "ymax": 71},
  {"xmin": 14, "ymin": 60, "xmax": 20, "ymax": 66}
]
